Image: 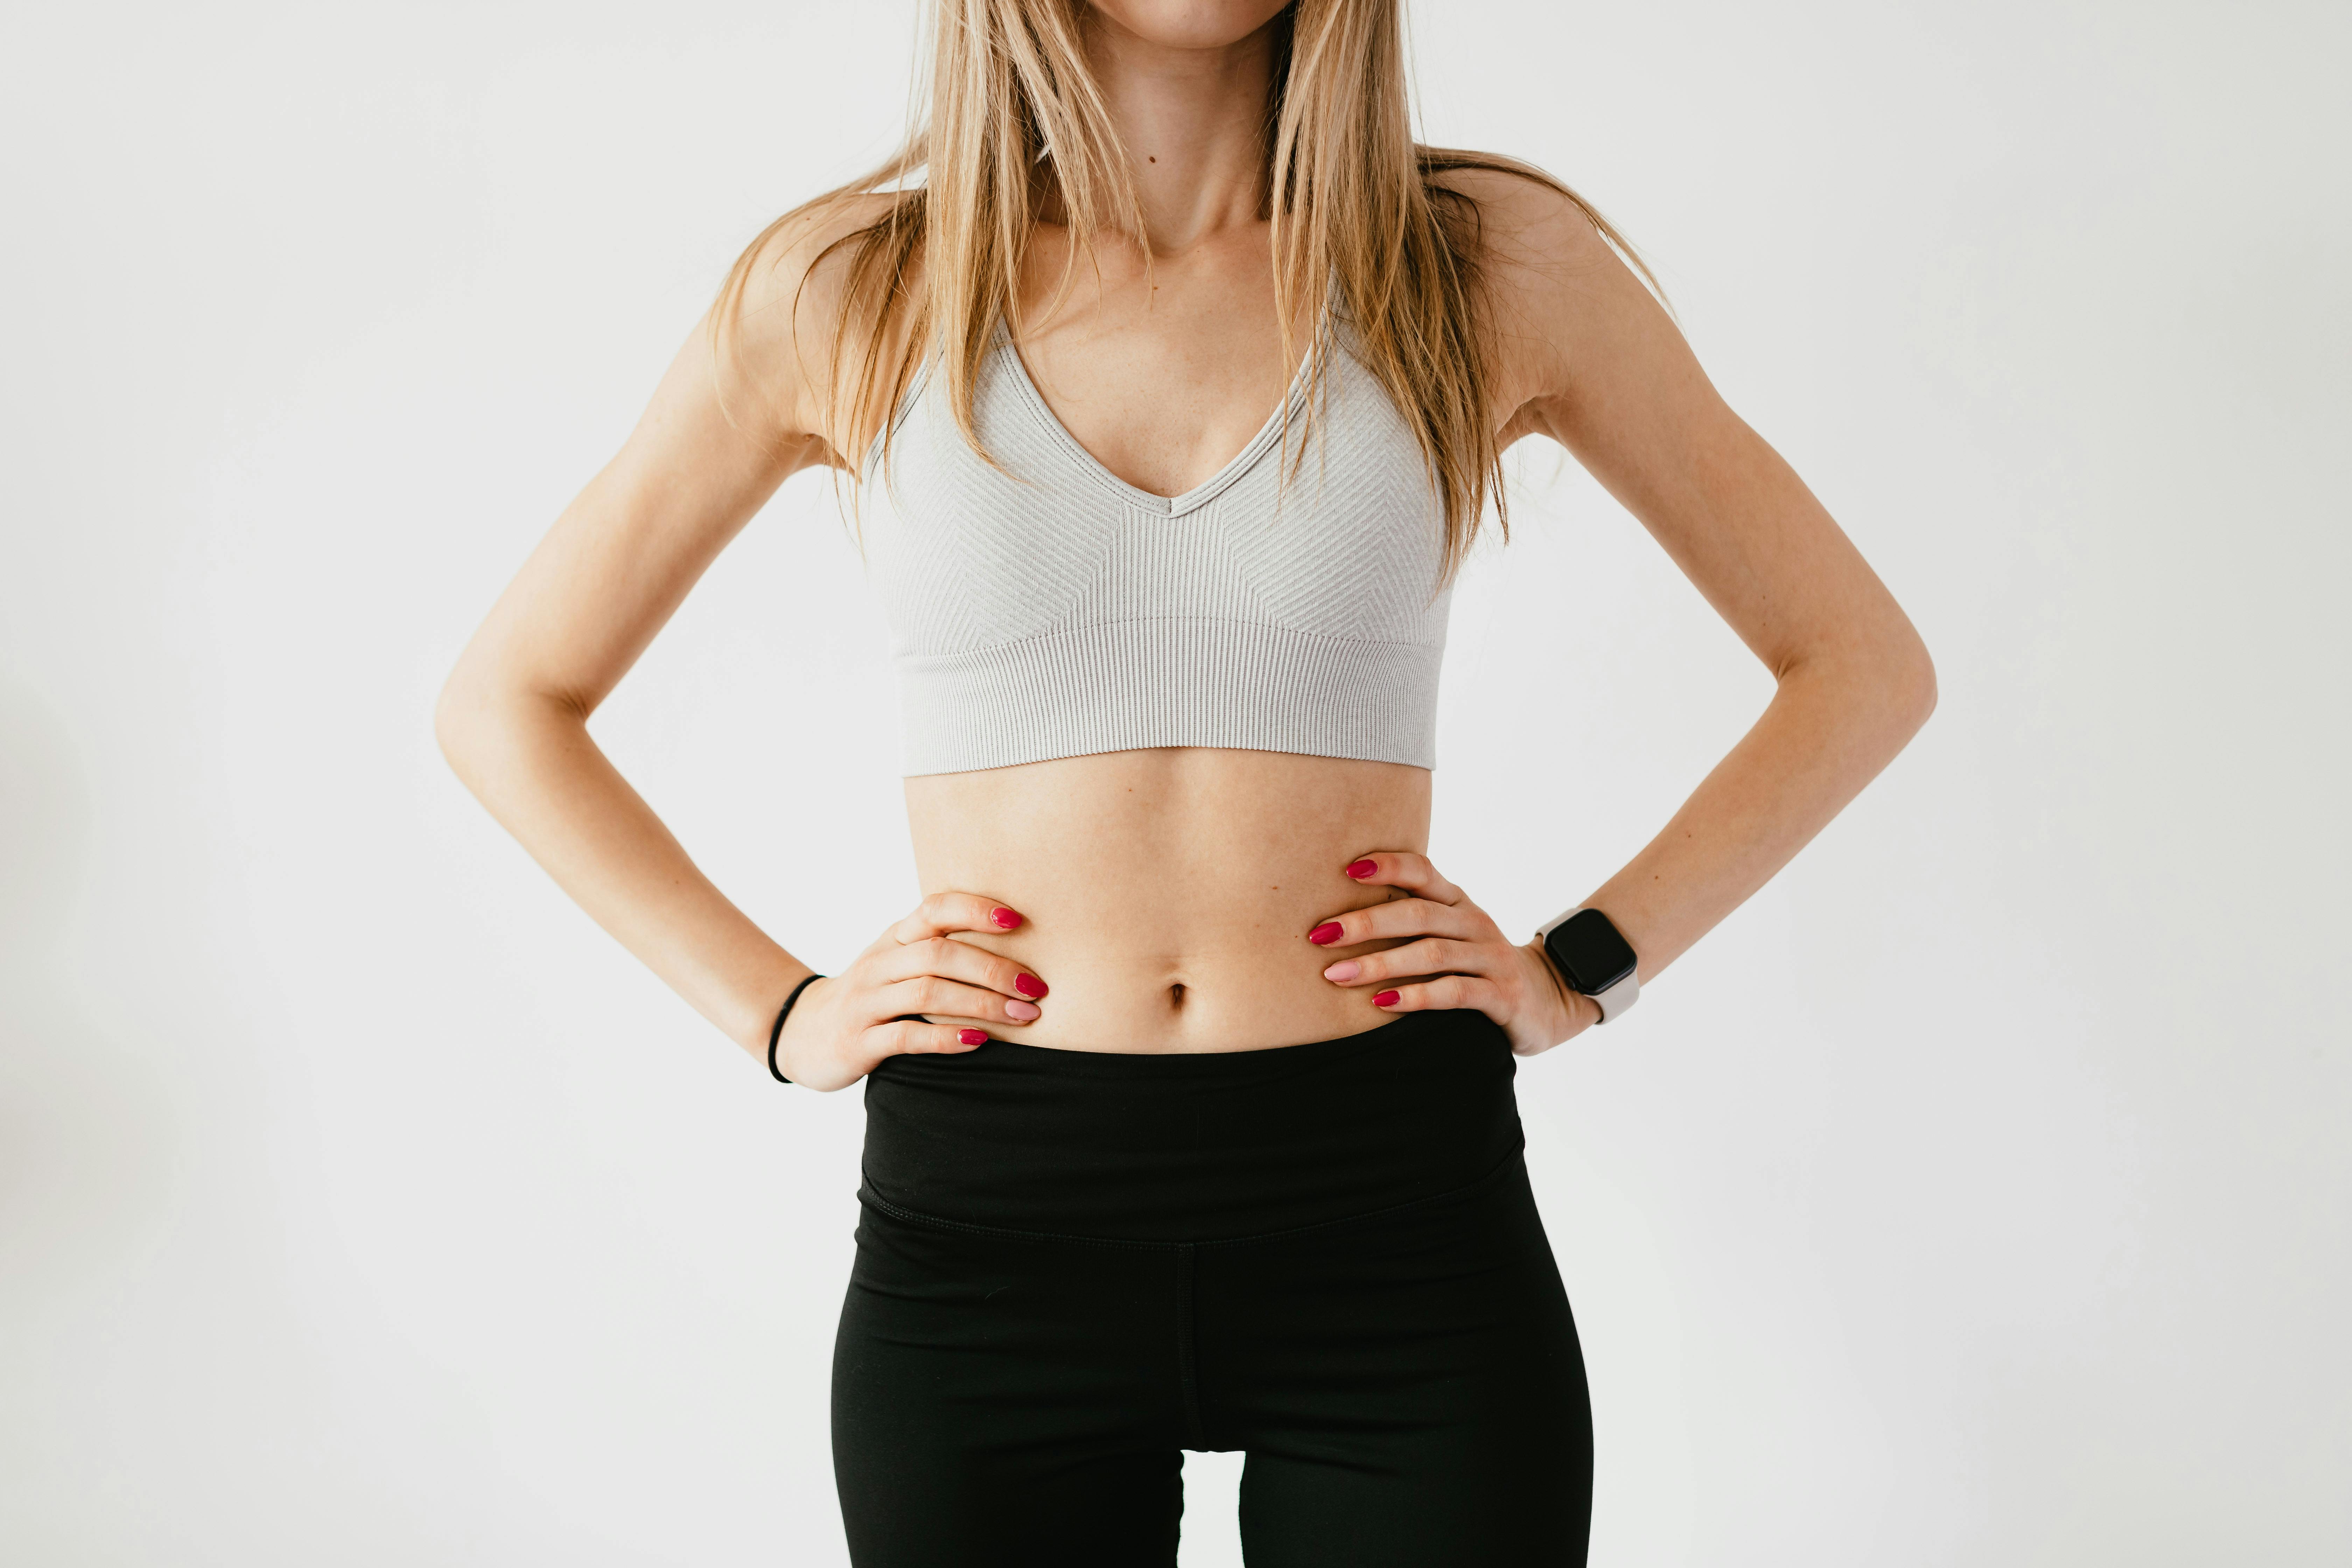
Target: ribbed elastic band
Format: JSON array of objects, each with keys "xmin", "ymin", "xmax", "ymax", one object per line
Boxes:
[
  {"xmin": 858, "ymin": 1009, "xmax": 1524, "ymax": 1242},
  {"xmin": 899, "ymin": 616, "xmax": 1442, "ymax": 775}
]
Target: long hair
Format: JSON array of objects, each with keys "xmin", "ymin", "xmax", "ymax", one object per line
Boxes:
[{"xmin": 712, "ymin": 0, "xmax": 1652, "ymax": 581}]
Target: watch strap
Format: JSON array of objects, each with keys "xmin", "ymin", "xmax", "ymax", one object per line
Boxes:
[{"xmin": 1588, "ymin": 968, "xmax": 1639, "ymax": 1024}]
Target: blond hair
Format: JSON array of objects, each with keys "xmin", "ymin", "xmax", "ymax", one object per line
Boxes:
[{"xmin": 714, "ymin": 0, "xmax": 1650, "ymax": 580}]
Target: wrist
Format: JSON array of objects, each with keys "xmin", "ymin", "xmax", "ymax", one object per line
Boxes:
[
  {"xmin": 766, "ymin": 971, "xmax": 827, "ymax": 1085},
  {"xmin": 729, "ymin": 952, "xmax": 822, "ymax": 1059},
  {"xmin": 1521, "ymin": 939, "xmax": 1597, "ymax": 1038}
]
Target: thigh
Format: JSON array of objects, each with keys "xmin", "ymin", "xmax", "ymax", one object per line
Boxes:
[
  {"xmin": 1205, "ymin": 1158, "xmax": 1594, "ymax": 1566},
  {"xmin": 831, "ymin": 1201, "xmax": 1190, "ymax": 1568}
]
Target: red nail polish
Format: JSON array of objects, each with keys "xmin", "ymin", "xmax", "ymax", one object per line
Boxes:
[
  {"xmin": 1308, "ymin": 922, "xmax": 1345, "ymax": 946},
  {"xmin": 990, "ymin": 907, "xmax": 1022, "ymax": 929},
  {"xmin": 1346, "ymin": 859, "xmax": 1377, "ymax": 879},
  {"xmin": 958, "ymin": 1028, "xmax": 989, "ymax": 1045},
  {"xmin": 1015, "ymin": 973, "xmax": 1047, "ymax": 998},
  {"xmin": 1373, "ymin": 990, "xmax": 1401, "ymax": 1007}
]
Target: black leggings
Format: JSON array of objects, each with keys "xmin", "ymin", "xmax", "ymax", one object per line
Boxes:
[{"xmin": 832, "ymin": 1009, "xmax": 1593, "ymax": 1566}]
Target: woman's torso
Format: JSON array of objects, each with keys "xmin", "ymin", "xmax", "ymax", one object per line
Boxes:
[
  {"xmin": 906, "ymin": 747, "xmax": 1427, "ymax": 1051},
  {"xmin": 872, "ymin": 227, "xmax": 1451, "ymax": 1053}
]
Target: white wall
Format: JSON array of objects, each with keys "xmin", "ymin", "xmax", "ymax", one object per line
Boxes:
[{"xmin": 2, "ymin": 2, "xmax": 2344, "ymax": 1562}]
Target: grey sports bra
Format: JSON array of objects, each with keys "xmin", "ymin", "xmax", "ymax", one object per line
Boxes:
[{"xmin": 861, "ymin": 318, "xmax": 1454, "ymax": 776}]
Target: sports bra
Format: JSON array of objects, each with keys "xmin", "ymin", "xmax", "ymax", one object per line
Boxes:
[{"xmin": 860, "ymin": 316, "xmax": 1454, "ymax": 776}]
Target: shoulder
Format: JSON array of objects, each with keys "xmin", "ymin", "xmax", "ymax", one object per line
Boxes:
[
  {"xmin": 1421, "ymin": 154, "xmax": 1667, "ymax": 421},
  {"xmin": 1422, "ymin": 154, "xmax": 1645, "ymax": 306},
  {"xmin": 714, "ymin": 190, "xmax": 925, "ymax": 462}
]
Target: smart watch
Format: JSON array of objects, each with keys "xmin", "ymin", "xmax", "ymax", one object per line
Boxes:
[{"xmin": 1535, "ymin": 907, "xmax": 1641, "ymax": 1024}]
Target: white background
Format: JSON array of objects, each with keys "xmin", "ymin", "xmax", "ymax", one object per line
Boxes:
[{"xmin": 3, "ymin": 1, "xmax": 2346, "ymax": 1562}]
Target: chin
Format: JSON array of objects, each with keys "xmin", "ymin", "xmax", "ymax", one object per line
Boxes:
[{"xmin": 1086, "ymin": 0, "xmax": 1295, "ymax": 51}]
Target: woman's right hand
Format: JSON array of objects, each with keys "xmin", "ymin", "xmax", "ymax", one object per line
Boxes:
[{"xmin": 772, "ymin": 892, "xmax": 1048, "ymax": 1091}]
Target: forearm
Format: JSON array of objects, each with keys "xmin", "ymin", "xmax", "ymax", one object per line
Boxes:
[
  {"xmin": 1581, "ymin": 646, "xmax": 1935, "ymax": 983},
  {"xmin": 436, "ymin": 691, "xmax": 810, "ymax": 1058}
]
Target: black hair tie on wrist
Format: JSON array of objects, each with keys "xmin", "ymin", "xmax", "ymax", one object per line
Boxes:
[{"xmin": 767, "ymin": 973, "xmax": 826, "ymax": 1085}]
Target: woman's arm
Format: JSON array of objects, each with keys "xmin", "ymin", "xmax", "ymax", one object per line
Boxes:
[
  {"xmin": 1490, "ymin": 182, "xmax": 1937, "ymax": 984},
  {"xmin": 436, "ymin": 209, "xmax": 1047, "ymax": 1081},
  {"xmin": 434, "ymin": 283, "xmax": 825, "ymax": 1055},
  {"xmin": 1312, "ymin": 173, "xmax": 1934, "ymax": 1048}
]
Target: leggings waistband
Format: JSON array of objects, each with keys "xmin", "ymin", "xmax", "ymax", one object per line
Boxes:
[{"xmin": 856, "ymin": 1008, "xmax": 1524, "ymax": 1243}]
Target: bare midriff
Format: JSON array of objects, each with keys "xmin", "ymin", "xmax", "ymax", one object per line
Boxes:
[{"xmin": 904, "ymin": 747, "xmax": 1429, "ymax": 1054}]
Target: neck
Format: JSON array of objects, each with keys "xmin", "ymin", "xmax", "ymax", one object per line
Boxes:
[{"xmin": 1080, "ymin": 11, "xmax": 1279, "ymax": 254}]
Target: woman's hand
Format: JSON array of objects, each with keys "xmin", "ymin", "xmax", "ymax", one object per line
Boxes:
[
  {"xmin": 774, "ymin": 892, "xmax": 1049, "ymax": 1091},
  {"xmin": 1310, "ymin": 853, "xmax": 1598, "ymax": 1057}
]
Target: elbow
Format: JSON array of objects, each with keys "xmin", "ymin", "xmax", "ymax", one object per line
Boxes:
[
  {"xmin": 434, "ymin": 669, "xmax": 485, "ymax": 788},
  {"xmin": 1880, "ymin": 628, "xmax": 1938, "ymax": 746},
  {"xmin": 1782, "ymin": 625, "xmax": 1936, "ymax": 750},
  {"xmin": 1891, "ymin": 630, "xmax": 1928, "ymax": 738},
  {"xmin": 434, "ymin": 659, "xmax": 592, "ymax": 794},
  {"xmin": 434, "ymin": 659, "xmax": 516, "ymax": 794}
]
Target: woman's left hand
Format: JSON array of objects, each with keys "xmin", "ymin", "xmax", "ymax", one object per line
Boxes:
[{"xmin": 1310, "ymin": 851, "xmax": 1598, "ymax": 1057}]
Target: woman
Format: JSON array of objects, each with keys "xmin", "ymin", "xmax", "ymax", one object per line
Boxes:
[{"xmin": 437, "ymin": 1, "xmax": 1934, "ymax": 1561}]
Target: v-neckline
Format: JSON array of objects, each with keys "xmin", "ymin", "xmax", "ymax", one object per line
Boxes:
[{"xmin": 995, "ymin": 319, "xmax": 1326, "ymax": 517}]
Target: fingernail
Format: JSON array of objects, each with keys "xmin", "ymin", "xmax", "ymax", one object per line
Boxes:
[
  {"xmin": 1373, "ymin": 990, "xmax": 1401, "ymax": 1007},
  {"xmin": 1005, "ymin": 1000, "xmax": 1041, "ymax": 1022},
  {"xmin": 1015, "ymin": 972, "xmax": 1048, "ymax": 998},
  {"xmin": 957, "ymin": 1028, "xmax": 989, "ymax": 1045},
  {"xmin": 1308, "ymin": 922, "xmax": 1345, "ymax": 946},
  {"xmin": 990, "ymin": 907, "xmax": 1022, "ymax": 929},
  {"xmin": 1323, "ymin": 960, "xmax": 1360, "ymax": 982},
  {"xmin": 1346, "ymin": 859, "xmax": 1377, "ymax": 879}
]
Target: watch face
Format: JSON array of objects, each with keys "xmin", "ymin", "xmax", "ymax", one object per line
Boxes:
[{"xmin": 1546, "ymin": 908, "xmax": 1638, "ymax": 994}]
